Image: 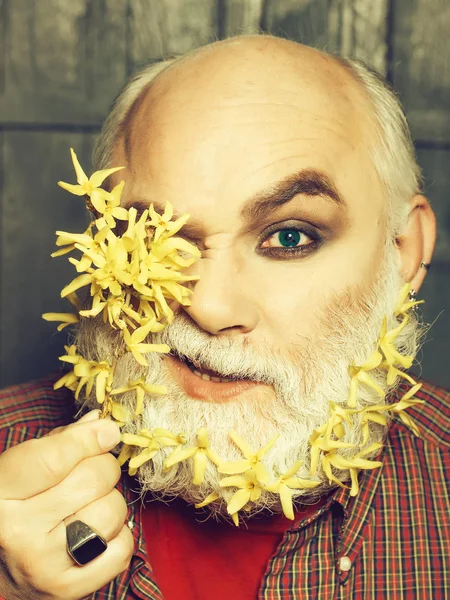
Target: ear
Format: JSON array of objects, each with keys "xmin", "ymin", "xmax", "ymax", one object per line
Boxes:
[{"xmin": 395, "ymin": 194, "xmax": 436, "ymax": 293}]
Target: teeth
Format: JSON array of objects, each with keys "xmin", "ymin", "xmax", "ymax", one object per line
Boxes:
[{"xmin": 190, "ymin": 367, "xmax": 232, "ymax": 383}]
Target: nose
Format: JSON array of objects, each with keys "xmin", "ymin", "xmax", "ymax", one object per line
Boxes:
[{"xmin": 184, "ymin": 256, "xmax": 259, "ymax": 336}]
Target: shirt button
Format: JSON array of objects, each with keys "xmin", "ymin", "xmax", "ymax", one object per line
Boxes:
[{"xmin": 339, "ymin": 556, "xmax": 352, "ymax": 572}]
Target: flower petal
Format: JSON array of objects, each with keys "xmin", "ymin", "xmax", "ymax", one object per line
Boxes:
[
  {"xmin": 129, "ymin": 446, "xmax": 159, "ymax": 469},
  {"xmin": 279, "ymin": 484, "xmax": 295, "ymax": 520},
  {"xmin": 226, "ymin": 489, "xmax": 251, "ymax": 515},
  {"xmin": 228, "ymin": 430, "xmax": 254, "ymax": 458},
  {"xmin": 164, "ymin": 446, "xmax": 197, "ymax": 469},
  {"xmin": 195, "ymin": 492, "xmax": 220, "ymax": 508},
  {"xmin": 89, "ymin": 166, "xmax": 124, "ymax": 188},
  {"xmin": 218, "ymin": 459, "xmax": 250, "ymax": 475},
  {"xmin": 58, "ymin": 181, "xmax": 84, "ymax": 195},
  {"xmin": 193, "ymin": 451, "xmax": 207, "ymax": 485}
]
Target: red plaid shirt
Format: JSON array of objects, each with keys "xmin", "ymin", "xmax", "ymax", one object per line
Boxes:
[{"xmin": 0, "ymin": 374, "xmax": 449, "ymax": 599}]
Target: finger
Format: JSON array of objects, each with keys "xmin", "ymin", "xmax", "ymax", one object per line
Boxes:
[
  {"xmin": 65, "ymin": 524, "xmax": 134, "ymax": 597},
  {"xmin": 0, "ymin": 419, "xmax": 121, "ymax": 500},
  {"xmin": 28, "ymin": 453, "xmax": 121, "ymax": 529},
  {"xmin": 77, "ymin": 410, "xmax": 101, "ymax": 424},
  {"xmin": 13, "ymin": 524, "xmax": 134, "ymax": 600},
  {"xmin": 59, "ymin": 525, "xmax": 134, "ymax": 600},
  {"xmin": 71, "ymin": 488, "xmax": 128, "ymax": 544},
  {"xmin": 71, "ymin": 489, "xmax": 128, "ymax": 542},
  {"xmin": 37, "ymin": 489, "xmax": 128, "ymax": 574},
  {"xmin": 46, "ymin": 410, "xmax": 101, "ymax": 437}
]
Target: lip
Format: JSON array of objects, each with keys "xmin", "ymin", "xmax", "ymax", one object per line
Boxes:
[{"xmin": 165, "ymin": 355, "xmax": 266, "ymax": 402}]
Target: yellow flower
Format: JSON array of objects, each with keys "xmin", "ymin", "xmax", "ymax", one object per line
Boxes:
[
  {"xmin": 150, "ymin": 236, "xmax": 201, "ymax": 265},
  {"xmin": 122, "ymin": 319, "xmax": 170, "ymax": 366},
  {"xmin": 111, "ymin": 378, "xmax": 167, "ymax": 415},
  {"xmin": 309, "ymin": 422, "xmax": 355, "ymax": 476},
  {"xmin": 346, "ymin": 442, "xmax": 384, "ymax": 496},
  {"xmin": 147, "ymin": 202, "xmax": 191, "ymax": 243},
  {"xmin": 218, "ymin": 431, "xmax": 278, "ymax": 484},
  {"xmin": 58, "ymin": 348, "xmax": 113, "ymax": 404},
  {"xmin": 220, "ymin": 470, "xmax": 265, "ymax": 524},
  {"xmin": 325, "ymin": 401, "xmax": 357, "ymax": 440},
  {"xmin": 58, "ymin": 148, "xmax": 123, "ymax": 201},
  {"xmin": 394, "ymin": 282, "xmax": 424, "ymax": 317},
  {"xmin": 119, "ymin": 428, "xmax": 183, "ymax": 474},
  {"xmin": 164, "ymin": 428, "xmax": 222, "ymax": 485},
  {"xmin": 391, "ymin": 383, "xmax": 424, "ymax": 437},
  {"xmin": 42, "ymin": 312, "xmax": 79, "ymax": 331},
  {"xmin": 360, "ymin": 403, "xmax": 391, "ymax": 446},
  {"xmin": 91, "ymin": 181, "xmax": 129, "ymax": 227},
  {"xmin": 121, "ymin": 430, "xmax": 161, "ymax": 470},
  {"xmin": 53, "ymin": 346, "xmax": 80, "ymax": 392},
  {"xmin": 59, "ymin": 223, "xmax": 110, "ymax": 273},
  {"xmin": 378, "ymin": 316, "xmax": 414, "ymax": 369},
  {"xmin": 264, "ymin": 461, "xmax": 321, "ymax": 520},
  {"xmin": 384, "ymin": 363, "xmax": 417, "ymax": 386},
  {"xmin": 321, "ymin": 443, "xmax": 383, "ymax": 494},
  {"xmin": 87, "ymin": 236, "xmax": 134, "ymax": 294},
  {"xmin": 51, "ymin": 223, "xmax": 94, "ymax": 258},
  {"xmin": 153, "ymin": 428, "xmax": 186, "ymax": 448},
  {"xmin": 348, "ymin": 349, "xmax": 384, "ymax": 407}
]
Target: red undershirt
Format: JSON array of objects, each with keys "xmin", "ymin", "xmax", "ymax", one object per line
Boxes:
[{"xmin": 142, "ymin": 497, "xmax": 326, "ymax": 600}]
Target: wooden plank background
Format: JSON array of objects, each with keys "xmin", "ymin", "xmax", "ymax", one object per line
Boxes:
[{"xmin": 1, "ymin": 0, "xmax": 449, "ymax": 388}]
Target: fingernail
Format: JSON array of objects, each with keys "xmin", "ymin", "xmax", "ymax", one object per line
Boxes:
[
  {"xmin": 78, "ymin": 410, "xmax": 101, "ymax": 423},
  {"xmin": 97, "ymin": 420, "xmax": 121, "ymax": 450}
]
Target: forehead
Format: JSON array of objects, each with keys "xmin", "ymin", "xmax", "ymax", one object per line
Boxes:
[{"xmin": 115, "ymin": 43, "xmax": 382, "ymax": 225}]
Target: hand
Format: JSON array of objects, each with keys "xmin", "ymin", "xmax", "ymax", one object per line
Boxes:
[{"xmin": 0, "ymin": 411, "xmax": 133, "ymax": 600}]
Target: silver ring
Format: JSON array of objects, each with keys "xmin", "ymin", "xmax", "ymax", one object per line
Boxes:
[{"xmin": 66, "ymin": 520, "xmax": 107, "ymax": 566}]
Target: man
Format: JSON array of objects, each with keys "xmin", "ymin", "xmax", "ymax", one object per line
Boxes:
[{"xmin": 0, "ymin": 35, "xmax": 447, "ymax": 600}]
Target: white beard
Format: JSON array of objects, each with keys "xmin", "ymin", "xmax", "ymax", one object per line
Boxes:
[{"xmin": 75, "ymin": 242, "xmax": 422, "ymax": 519}]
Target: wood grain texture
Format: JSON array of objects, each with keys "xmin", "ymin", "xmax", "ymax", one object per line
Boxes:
[
  {"xmin": 327, "ymin": 0, "xmax": 388, "ymax": 74},
  {"xmin": 0, "ymin": 133, "xmax": 94, "ymax": 386},
  {"xmin": 129, "ymin": 0, "xmax": 218, "ymax": 69},
  {"xmin": 412, "ymin": 147, "xmax": 450, "ymax": 389},
  {"xmin": 220, "ymin": 0, "xmax": 264, "ymax": 36},
  {"xmin": 0, "ymin": 0, "xmax": 128, "ymax": 125},
  {"xmin": 417, "ymin": 147, "xmax": 450, "ymax": 263},
  {"xmin": 261, "ymin": 0, "xmax": 388, "ymax": 74},
  {"xmin": 392, "ymin": 0, "xmax": 450, "ymax": 141}
]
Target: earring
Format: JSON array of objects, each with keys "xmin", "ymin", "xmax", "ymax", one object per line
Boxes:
[
  {"xmin": 408, "ymin": 288, "xmax": 417, "ymax": 301},
  {"xmin": 420, "ymin": 262, "xmax": 431, "ymax": 271}
]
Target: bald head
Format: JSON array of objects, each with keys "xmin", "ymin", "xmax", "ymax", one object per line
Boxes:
[{"xmin": 121, "ymin": 36, "xmax": 370, "ymax": 180}]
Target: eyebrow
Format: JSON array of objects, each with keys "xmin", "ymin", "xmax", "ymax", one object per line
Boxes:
[
  {"xmin": 241, "ymin": 168, "xmax": 344, "ymax": 222},
  {"xmin": 126, "ymin": 168, "xmax": 344, "ymax": 239}
]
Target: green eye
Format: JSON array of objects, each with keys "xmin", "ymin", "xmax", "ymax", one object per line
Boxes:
[
  {"xmin": 278, "ymin": 229, "xmax": 301, "ymax": 247},
  {"xmin": 259, "ymin": 223, "xmax": 320, "ymax": 257}
]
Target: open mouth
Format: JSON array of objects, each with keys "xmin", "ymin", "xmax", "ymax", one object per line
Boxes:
[
  {"xmin": 165, "ymin": 353, "xmax": 266, "ymax": 402},
  {"xmin": 173, "ymin": 353, "xmax": 237, "ymax": 383}
]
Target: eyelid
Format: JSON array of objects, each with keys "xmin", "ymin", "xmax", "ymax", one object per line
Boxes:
[
  {"xmin": 258, "ymin": 220, "xmax": 321, "ymax": 245},
  {"xmin": 256, "ymin": 219, "xmax": 323, "ymax": 259}
]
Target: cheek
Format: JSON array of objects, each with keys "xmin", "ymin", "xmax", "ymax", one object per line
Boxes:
[{"xmin": 246, "ymin": 231, "xmax": 385, "ymax": 341}]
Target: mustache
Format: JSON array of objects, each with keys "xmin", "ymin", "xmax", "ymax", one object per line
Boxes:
[{"xmin": 155, "ymin": 313, "xmax": 302, "ymax": 387}]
